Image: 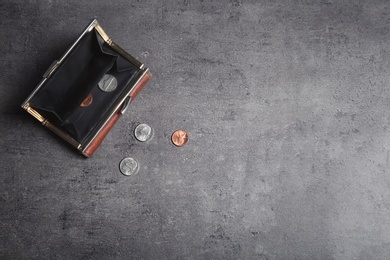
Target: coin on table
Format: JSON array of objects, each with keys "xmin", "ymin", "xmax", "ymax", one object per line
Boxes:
[
  {"xmin": 171, "ymin": 130, "xmax": 189, "ymax": 147},
  {"xmin": 98, "ymin": 74, "xmax": 117, "ymax": 92},
  {"xmin": 134, "ymin": 124, "xmax": 153, "ymax": 142},
  {"xmin": 80, "ymin": 93, "xmax": 93, "ymax": 107},
  {"xmin": 119, "ymin": 157, "xmax": 139, "ymax": 176}
]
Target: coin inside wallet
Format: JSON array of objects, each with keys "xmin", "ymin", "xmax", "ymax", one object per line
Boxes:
[{"xmin": 28, "ymin": 30, "xmax": 139, "ymax": 143}]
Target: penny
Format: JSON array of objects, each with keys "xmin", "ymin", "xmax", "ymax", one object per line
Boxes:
[
  {"xmin": 119, "ymin": 157, "xmax": 139, "ymax": 176},
  {"xmin": 80, "ymin": 93, "xmax": 93, "ymax": 107},
  {"xmin": 98, "ymin": 74, "xmax": 117, "ymax": 92},
  {"xmin": 134, "ymin": 123, "xmax": 153, "ymax": 142},
  {"xmin": 171, "ymin": 130, "xmax": 189, "ymax": 147}
]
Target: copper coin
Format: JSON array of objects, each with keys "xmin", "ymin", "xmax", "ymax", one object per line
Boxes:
[
  {"xmin": 171, "ymin": 130, "xmax": 189, "ymax": 147},
  {"xmin": 80, "ymin": 93, "xmax": 93, "ymax": 107}
]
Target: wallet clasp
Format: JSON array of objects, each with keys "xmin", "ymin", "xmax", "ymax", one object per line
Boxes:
[
  {"xmin": 43, "ymin": 60, "xmax": 60, "ymax": 79},
  {"xmin": 120, "ymin": 96, "xmax": 132, "ymax": 114}
]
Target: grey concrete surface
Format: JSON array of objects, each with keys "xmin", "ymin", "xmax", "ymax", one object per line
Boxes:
[{"xmin": 1, "ymin": 0, "xmax": 390, "ymax": 259}]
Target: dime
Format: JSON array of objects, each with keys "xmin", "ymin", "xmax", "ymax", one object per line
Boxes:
[
  {"xmin": 80, "ymin": 93, "xmax": 93, "ymax": 107},
  {"xmin": 98, "ymin": 74, "xmax": 117, "ymax": 92},
  {"xmin": 134, "ymin": 123, "xmax": 153, "ymax": 142},
  {"xmin": 119, "ymin": 157, "xmax": 139, "ymax": 176},
  {"xmin": 171, "ymin": 130, "xmax": 189, "ymax": 147}
]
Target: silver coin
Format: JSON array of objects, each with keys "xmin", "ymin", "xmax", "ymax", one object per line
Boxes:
[
  {"xmin": 134, "ymin": 124, "xmax": 153, "ymax": 142},
  {"xmin": 98, "ymin": 74, "xmax": 117, "ymax": 92},
  {"xmin": 119, "ymin": 157, "xmax": 139, "ymax": 176}
]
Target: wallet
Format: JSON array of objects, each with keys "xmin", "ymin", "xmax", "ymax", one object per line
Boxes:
[{"xmin": 21, "ymin": 19, "xmax": 151, "ymax": 157}]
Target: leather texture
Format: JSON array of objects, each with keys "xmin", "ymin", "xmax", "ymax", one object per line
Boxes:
[
  {"xmin": 83, "ymin": 71, "xmax": 151, "ymax": 157},
  {"xmin": 30, "ymin": 30, "xmax": 139, "ymax": 143}
]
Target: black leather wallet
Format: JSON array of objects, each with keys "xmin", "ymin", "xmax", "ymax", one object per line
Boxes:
[{"xmin": 21, "ymin": 19, "xmax": 151, "ymax": 157}]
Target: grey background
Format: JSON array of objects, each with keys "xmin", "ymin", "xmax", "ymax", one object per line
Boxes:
[{"xmin": 1, "ymin": 0, "xmax": 390, "ymax": 259}]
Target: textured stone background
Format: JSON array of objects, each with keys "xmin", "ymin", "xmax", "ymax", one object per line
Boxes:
[{"xmin": 1, "ymin": 0, "xmax": 390, "ymax": 259}]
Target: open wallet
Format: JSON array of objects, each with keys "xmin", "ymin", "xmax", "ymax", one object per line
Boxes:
[{"xmin": 21, "ymin": 19, "xmax": 151, "ymax": 157}]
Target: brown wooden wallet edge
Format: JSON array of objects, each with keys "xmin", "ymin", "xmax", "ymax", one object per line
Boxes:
[{"xmin": 82, "ymin": 71, "xmax": 152, "ymax": 157}]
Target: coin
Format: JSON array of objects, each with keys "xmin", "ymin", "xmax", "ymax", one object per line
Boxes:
[
  {"xmin": 80, "ymin": 93, "xmax": 93, "ymax": 107},
  {"xmin": 98, "ymin": 74, "xmax": 117, "ymax": 92},
  {"xmin": 171, "ymin": 130, "xmax": 189, "ymax": 147},
  {"xmin": 119, "ymin": 157, "xmax": 139, "ymax": 176},
  {"xmin": 134, "ymin": 123, "xmax": 153, "ymax": 142}
]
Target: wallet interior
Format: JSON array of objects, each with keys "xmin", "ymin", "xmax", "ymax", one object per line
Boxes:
[{"xmin": 29, "ymin": 29, "xmax": 140, "ymax": 143}]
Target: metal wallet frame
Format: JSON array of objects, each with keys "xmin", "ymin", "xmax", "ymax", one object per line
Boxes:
[{"xmin": 21, "ymin": 19, "xmax": 150, "ymax": 156}]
